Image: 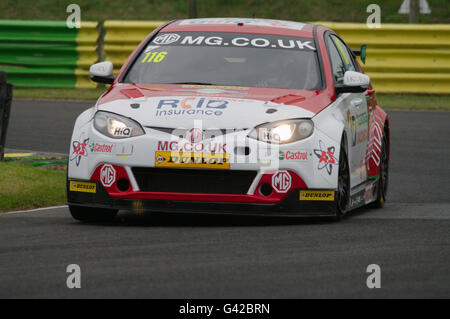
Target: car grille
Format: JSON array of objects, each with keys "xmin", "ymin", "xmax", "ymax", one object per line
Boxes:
[{"xmin": 131, "ymin": 167, "xmax": 257, "ymax": 194}]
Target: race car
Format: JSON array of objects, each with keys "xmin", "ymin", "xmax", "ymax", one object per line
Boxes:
[{"xmin": 67, "ymin": 18, "xmax": 389, "ymax": 222}]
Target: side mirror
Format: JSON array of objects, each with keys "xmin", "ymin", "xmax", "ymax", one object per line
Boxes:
[
  {"xmin": 351, "ymin": 44, "xmax": 367, "ymax": 64},
  {"xmin": 335, "ymin": 71, "xmax": 370, "ymax": 94},
  {"xmin": 89, "ymin": 61, "xmax": 115, "ymax": 84},
  {"xmin": 360, "ymin": 44, "xmax": 367, "ymax": 64}
]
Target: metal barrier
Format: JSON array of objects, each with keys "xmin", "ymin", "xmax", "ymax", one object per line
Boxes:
[
  {"xmin": 0, "ymin": 71, "xmax": 13, "ymax": 161},
  {"xmin": 1, "ymin": 19, "xmax": 449, "ymax": 93},
  {"xmin": 103, "ymin": 20, "xmax": 166, "ymax": 72},
  {"xmin": 75, "ymin": 21, "xmax": 99, "ymax": 88},
  {"xmin": 0, "ymin": 20, "xmax": 97, "ymax": 88},
  {"xmin": 315, "ymin": 22, "xmax": 450, "ymax": 49},
  {"xmin": 100, "ymin": 21, "xmax": 450, "ymax": 93},
  {"xmin": 362, "ymin": 49, "xmax": 450, "ymax": 73},
  {"xmin": 315, "ymin": 22, "xmax": 450, "ymax": 94},
  {"xmin": 369, "ymin": 72, "xmax": 450, "ymax": 94}
]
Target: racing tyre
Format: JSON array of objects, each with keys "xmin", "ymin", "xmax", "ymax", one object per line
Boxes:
[
  {"xmin": 335, "ymin": 144, "xmax": 350, "ymax": 220},
  {"xmin": 369, "ymin": 129, "xmax": 389, "ymax": 208},
  {"xmin": 69, "ymin": 205, "xmax": 118, "ymax": 222}
]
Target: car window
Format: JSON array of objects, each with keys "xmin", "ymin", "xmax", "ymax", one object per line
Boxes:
[
  {"xmin": 331, "ymin": 35, "xmax": 356, "ymax": 72},
  {"xmin": 122, "ymin": 32, "xmax": 323, "ymax": 90},
  {"xmin": 326, "ymin": 36, "xmax": 346, "ymax": 84}
]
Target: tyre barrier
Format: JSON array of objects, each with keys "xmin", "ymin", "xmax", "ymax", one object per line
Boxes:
[{"xmin": 0, "ymin": 71, "xmax": 13, "ymax": 161}]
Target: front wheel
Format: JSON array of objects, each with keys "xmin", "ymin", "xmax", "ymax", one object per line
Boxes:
[
  {"xmin": 69, "ymin": 205, "xmax": 118, "ymax": 222},
  {"xmin": 334, "ymin": 145, "xmax": 350, "ymax": 220}
]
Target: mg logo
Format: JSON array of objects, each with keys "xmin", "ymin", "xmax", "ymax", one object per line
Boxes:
[
  {"xmin": 272, "ymin": 170, "xmax": 291, "ymax": 193},
  {"xmin": 153, "ymin": 33, "xmax": 180, "ymax": 45},
  {"xmin": 187, "ymin": 128, "xmax": 203, "ymax": 143},
  {"xmin": 100, "ymin": 164, "xmax": 116, "ymax": 187}
]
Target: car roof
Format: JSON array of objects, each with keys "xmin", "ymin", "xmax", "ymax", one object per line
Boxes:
[{"xmin": 161, "ymin": 18, "xmax": 316, "ymax": 38}]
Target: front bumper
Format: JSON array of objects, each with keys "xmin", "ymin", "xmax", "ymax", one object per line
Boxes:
[
  {"xmin": 67, "ymin": 180, "xmax": 338, "ymax": 217},
  {"xmin": 68, "ymin": 118, "xmax": 341, "ymax": 217}
]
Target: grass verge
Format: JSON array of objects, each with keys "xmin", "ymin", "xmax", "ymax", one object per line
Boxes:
[
  {"xmin": 376, "ymin": 94, "xmax": 450, "ymax": 111},
  {"xmin": 13, "ymin": 88, "xmax": 106, "ymax": 100},
  {"xmin": 13, "ymin": 88, "xmax": 450, "ymax": 111},
  {"xmin": 0, "ymin": 161, "xmax": 66, "ymax": 213}
]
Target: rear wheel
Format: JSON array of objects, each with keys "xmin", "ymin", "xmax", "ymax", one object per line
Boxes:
[
  {"xmin": 69, "ymin": 205, "xmax": 118, "ymax": 222},
  {"xmin": 370, "ymin": 130, "xmax": 389, "ymax": 208}
]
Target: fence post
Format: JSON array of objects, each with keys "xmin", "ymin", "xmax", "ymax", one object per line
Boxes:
[
  {"xmin": 188, "ymin": 0, "xmax": 197, "ymax": 18},
  {"xmin": 97, "ymin": 20, "xmax": 105, "ymax": 63},
  {"xmin": 0, "ymin": 71, "xmax": 13, "ymax": 161},
  {"xmin": 409, "ymin": 0, "xmax": 419, "ymax": 23}
]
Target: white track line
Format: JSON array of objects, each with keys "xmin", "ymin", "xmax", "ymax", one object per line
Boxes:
[{"xmin": 2, "ymin": 205, "xmax": 68, "ymax": 215}]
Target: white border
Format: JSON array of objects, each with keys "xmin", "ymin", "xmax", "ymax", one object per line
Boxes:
[{"xmin": 1, "ymin": 205, "xmax": 68, "ymax": 215}]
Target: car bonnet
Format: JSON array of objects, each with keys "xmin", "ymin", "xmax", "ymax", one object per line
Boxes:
[{"xmin": 96, "ymin": 84, "xmax": 333, "ymax": 129}]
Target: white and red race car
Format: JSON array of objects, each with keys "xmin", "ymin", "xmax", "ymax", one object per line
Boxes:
[{"xmin": 67, "ymin": 18, "xmax": 389, "ymax": 222}]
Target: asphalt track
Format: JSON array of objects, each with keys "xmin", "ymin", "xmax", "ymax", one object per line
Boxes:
[{"xmin": 1, "ymin": 100, "xmax": 449, "ymax": 298}]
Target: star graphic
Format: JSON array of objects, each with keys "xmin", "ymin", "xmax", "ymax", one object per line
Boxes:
[
  {"xmin": 70, "ymin": 138, "xmax": 89, "ymax": 166},
  {"xmin": 313, "ymin": 140, "xmax": 338, "ymax": 175}
]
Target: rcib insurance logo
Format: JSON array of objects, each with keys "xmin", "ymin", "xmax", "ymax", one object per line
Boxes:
[
  {"xmin": 272, "ymin": 170, "xmax": 291, "ymax": 193},
  {"xmin": 100, "ymin": 164, "xmax": 116, "ymax": 187}
]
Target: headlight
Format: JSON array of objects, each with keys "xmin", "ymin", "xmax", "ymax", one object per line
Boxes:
[
  {"xmin": 248, "ymin": 119, "xmax": 314, "ymax": 144},
  {"xmin": 93, "ymin": 111, "xmax": 145, "ymax": 139}
]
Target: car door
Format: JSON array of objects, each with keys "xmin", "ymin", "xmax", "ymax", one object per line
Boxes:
[{"xmin": 326, "ymin": 34, "xmax": 369, "ymax": 187}]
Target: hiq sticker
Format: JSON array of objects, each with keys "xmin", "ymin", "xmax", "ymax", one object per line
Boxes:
[{"xmin": 113, "ymin": 127, "xmax": 132, "ymax": 137}]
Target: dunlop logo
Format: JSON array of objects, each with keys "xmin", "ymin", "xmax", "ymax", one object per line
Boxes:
[
  {"xmin": 69, "ymin": 181, "xmax": 97, "ymax": 193},
  {"xmin": 155, "ymin": 152, "xmax": 230, "ymax": 169},
  {"xmin": 299, "ymin": 190, "xmax": 334, "ymax": 201}
]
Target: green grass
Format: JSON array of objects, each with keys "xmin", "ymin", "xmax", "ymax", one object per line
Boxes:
[
  {"xmin": 13, "ymin": 88, "xmax": 106, "ymax": 100},
  {"xmin": 377, "ymin": 94, "xmax": 450, "ymax": 111},
  {"xmin": 0, "ymin": 0, "xmax": 449, "ymax": 23},
  {"xmin": 0, "ymin": 161, "xmax": 67, "ymax": 213},
  {"xmin": 13, "ymin": 88, "xmax": 450, "ymax": 110}
]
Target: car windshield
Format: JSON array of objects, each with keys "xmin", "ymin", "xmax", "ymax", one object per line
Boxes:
[{"xmin": 122, "ymin": 32, "xmax": 322, "ymax": 90}]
